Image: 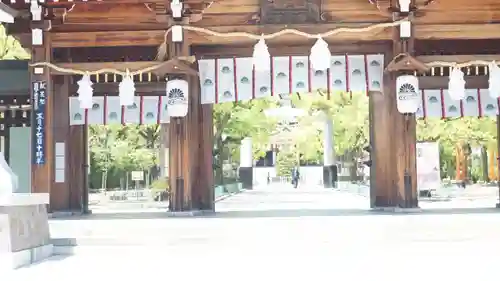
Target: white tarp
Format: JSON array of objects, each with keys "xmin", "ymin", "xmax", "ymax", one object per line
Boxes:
[
  {"xmin": 416, "ymin": 142, "xmax": 441, "ymax": 191},
  {"xmin": 0, "ymin": 152, "xmax": 19, "ymax": 193}
]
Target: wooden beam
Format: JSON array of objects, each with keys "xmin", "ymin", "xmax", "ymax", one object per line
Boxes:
[
  {"xmin": 44, "ymin": 0, "xmax": 208, "ymax": 5},
  {"xmin": 415, "ymin": 24, "xmax": 500, "ymax": 40},
  {"xmin": 415, "ymin": 39, "xmax": 500, "ymax": 56},
  {"xmin": 419, "ymin": 76, "xmax": 487, "ymax": 90},
  {"xmin": 51, "ymin": 30, "xmax": 165, "ymax": 48},
  {"xmin": 417, "ymin": 55, "xmax": 500, "ymax": 64},
  {"xmin": 51, "ymin": 22, "xmax": 394, "ymax": 48},
  {"xmin": 46, "ymin": 22, "xmax": 500, "ymax": 48},
  {"xmin": 193, "ymin": 41, "xmax": 390, "ymax": 58}
]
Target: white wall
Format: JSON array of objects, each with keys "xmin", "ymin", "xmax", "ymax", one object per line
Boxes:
[{"xmin": 9, "ymin": 127, "xmax": 31, "ymax": 193}]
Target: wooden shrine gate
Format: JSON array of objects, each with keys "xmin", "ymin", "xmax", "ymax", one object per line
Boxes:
[{"xmin": 2, "ymin": 0, "xmax": 500, "ymax": 212}]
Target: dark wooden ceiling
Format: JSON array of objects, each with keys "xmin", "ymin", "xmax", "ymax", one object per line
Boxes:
[{"xmin": 4, "ymin": 0, "xmax": 500, "ymax": 48}]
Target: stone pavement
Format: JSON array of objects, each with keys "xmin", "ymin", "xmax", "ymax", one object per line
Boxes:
[{"xmin": 6, "ymin": 184, "xmax": 500, "ymax": 280}]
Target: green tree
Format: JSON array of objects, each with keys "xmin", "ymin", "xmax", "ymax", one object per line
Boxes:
[
  {"xmin": 276, "ymin": 146, "xmax": 297, "ymax": 177},
  {"xmin": 89, "ymin": 124, "xmax": 159, "ymax": 190},
  {"xmin": 291, "ymin": 92, "xmax": 369, "ymax": 178},
  {"xmin": 213, "ymin": 99, "xmax": 276, "ymax": 184},
  {"xmin": 0, "ymin": 25, "xmax": 29, "ymax": 60},
  {"xmin": 89, "ymin": 125, "xmax": 116, "ymax": 190}
]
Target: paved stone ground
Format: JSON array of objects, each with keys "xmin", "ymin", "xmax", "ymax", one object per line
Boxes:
[
  {"xmin": 6, "ymin": 184, "xmax": 500, "ymax": 280},
  {"xmin": 338, "ymin": 182, "xmax": 500, "ymax": 200}
]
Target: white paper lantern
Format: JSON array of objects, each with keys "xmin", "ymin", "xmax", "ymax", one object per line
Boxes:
[
  {"xmin": 252, "ymin": 38, "xmax": 270, "ymax": 72},
  {"xmin": 166, "ymin": 79, "xmax": 189, "ymax": 117},
  {"xmin": 119, "ymin": 74, "xmax": 135, "ymax": 106},
  {"xmin": 396, "ymin": 75, "xmax": 420, "ymax": 114},
  {"xmin": 77, "ymin": 74, "xmax": 93, "ymax": 109},
  {"xmin": 488, "ymin": 61, "xmax": 500, "ymax": 99},
  {"xmin": 309, "ymin": 36, "xmax": 331, "ymax": 71},
  {"xmin": 448, "ymin": 67, "xmax": 466, "ymax": 100}
]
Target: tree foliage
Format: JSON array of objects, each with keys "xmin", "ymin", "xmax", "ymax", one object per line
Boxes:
[
  {"xmin": 89, "ymin": 125, "xmax": 160, "ymax": 190},
  {"xmin": 212, "ymin": 100, "xmax": 276, "ymax": 184},
  {"xmin": 417, "ymin": 117, "xmax": 498, "ymax": 180},
  {"xmin": 290, "ymin": 92, "xmax": 370, "ymax": 164},
  {"xmin": 0, "ymin": 25, "xmax": 29, "ymax": 60}
]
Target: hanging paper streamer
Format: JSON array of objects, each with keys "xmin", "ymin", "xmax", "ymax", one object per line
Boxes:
[
  {"xmin": 448, "ymin": 67, "xmax": 466, "ymax": 100},
  {"xmin": 119, "ymin": 74, "xmax": 136, "ymax": 106},
  {"xmin": 77, "ymin": 74, "xmax": 94, "ymax": 109},
  {"xmin": 252, "ymin": 38, "xmax": 270, "ymax": 72},
  {"xmin": 488, "ymin": 61, "xmax": 500, "ymax": 99},
  {"xmin": 309, "ymin": 36, "xmax": 331, "ymax": 71}
]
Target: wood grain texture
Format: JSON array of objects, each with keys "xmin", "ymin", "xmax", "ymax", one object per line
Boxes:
[
  {"xmin": 198, "ymin": 103, "xmax": 214, "ymax": 210},
  {"xmin": 370, "ymin": 8, "xmax": 417, "ymax": 208},
  {"xmin": 8, "ymin": 0, "xmax": 500, "ymax": 48},
  {"xmin": 50, "ymin": 76, "xmax": 70, "ymax": 212},
  {"xmin": 50, "ymin": 76, "xmax": 86, "ymax": 212},
  {"xmin": 67, "ymin": 124, "xmax": 86, "ymax": 212},
  {"xmin": 30, "ymin": 31, "xmax": 54, "ymax": 210},
  {"xmin": 417, "ymin": 55, "xmax": 500, "ymax": 64},
  {"xmin": 168, "ymin": 29, "xmax": 214, "ymax": 211},
  {"xmin": 49, "ymin": 23, "xmax": 500, "ymax": 48}
]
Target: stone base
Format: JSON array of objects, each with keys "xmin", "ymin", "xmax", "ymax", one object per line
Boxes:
[
  {"xmin": 0, "ymin": 243, "xmax": 53, "ymax": 270},
  {"xmin": 166, "ymin": 210, "xmax": 215, "ymax": 217},
  {"xmin": 372, "ymin": 207, "xmax": 422, "ymax": 213},
  {"xmin": 238, "ymin": 167, "xmax": 253, "ymax": 190},
  {"xmin": 0, "ymin": 193, "xmax": 53, "ymax": 269},
  {"xmin": 49, "ymin": 210, "xmax": 92, "ymax": 218},
  {"xmin": 323, "ymin": 165, "xmax": 338, "ymax": 188}
]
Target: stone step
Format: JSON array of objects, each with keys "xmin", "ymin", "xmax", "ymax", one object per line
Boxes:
[
  {"xmin": 51, "ymin": 237, "xmax": 213, "ymax": 247},
  {"xmin": 53, "ymin": 245, "xmax": 164, "ymax": 255}
]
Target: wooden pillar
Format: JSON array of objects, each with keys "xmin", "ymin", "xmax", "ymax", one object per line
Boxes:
[
  {"xmin": 30, "ymin": 13, "xmax": 86, "ymax": 212},
  {"xmin": 30, "ymin": 21, "xmax": 54, "ymax": 205},
  {"xmin": 197, "ymin": 103, "xmax": 214, "ymax": 210},
  {"xmin": 168, "ymin": 25, "xmax": 214, "ymax": 212},
  {"xmin": 370, "ymin": 2, "xmax": 418, "ymax": 209},
  {"xmin": 66, "ymin": 124, "xmax": 88, "ymax": 212},
  {"xmin": 51, "ymin": 75, "xmax": 86, "ymax": 212}
]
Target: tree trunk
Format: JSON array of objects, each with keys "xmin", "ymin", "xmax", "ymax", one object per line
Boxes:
[
  {"xmin": 125, "ymin": 172, "xmax": 129, "ymax": 191},
  {"xmin": 215, "ymin": 135, "xmax": 224, "ymax": 185},
  {"xmin": 101, "ymin": 170, "xmax": 108, "ymax": 193},
  {"xmin": 346, "ymin": 150, "xmax": 358, "ymax": 182},
  {"xmin": 481, "ymin": 145, "xmax": 489, "ymax": 182}
]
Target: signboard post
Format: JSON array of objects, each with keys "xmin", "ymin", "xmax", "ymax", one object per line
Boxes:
[
  {"xmin": 416, "ymin": 142, "xmax": 441, "ymax": 195},
  {"xmin": 32, "ymin": 81, "xmax": 47, "ymax": 165},
  {"xmin": 131, "ymin": 171, "xmax": 144, "ymax": 200}
]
